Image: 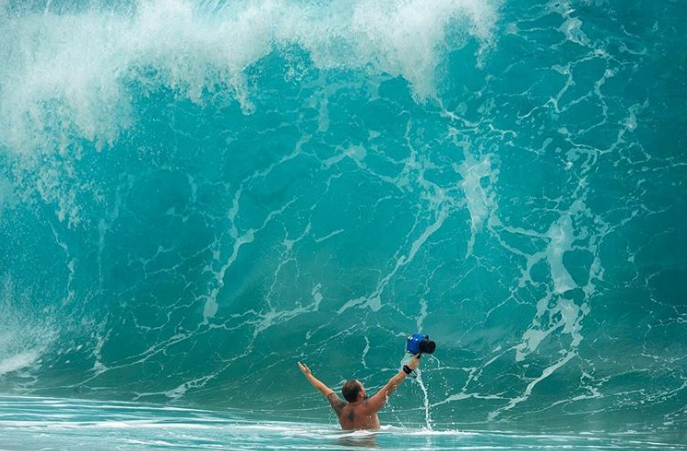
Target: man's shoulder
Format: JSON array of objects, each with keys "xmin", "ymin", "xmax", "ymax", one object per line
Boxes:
[
  {"xmin": 326, "ymin": 392, "xmax": 343, "ymax": 402},
  {"xmin": 326, "ymin": 393, "xmax": 347, "ymax": 416}
]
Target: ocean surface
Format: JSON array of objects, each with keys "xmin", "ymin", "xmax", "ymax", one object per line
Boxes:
[{"xmin": 0, "ymin": 0, "xmax": 686, "ymax": 450}]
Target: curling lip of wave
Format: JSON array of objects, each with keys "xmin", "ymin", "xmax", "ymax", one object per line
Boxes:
[{"xmin": 0, "ymin": 0, "xmax": 498, "ymax": 152}]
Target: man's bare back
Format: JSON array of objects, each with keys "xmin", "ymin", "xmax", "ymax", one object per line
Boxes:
[
  {"xmin": 298, "ymin": 355, "xmax": 421, "ymax": 430},
  {"xmin": 326, "ymin": 392, "xmax": 380, "ymax": 430}
]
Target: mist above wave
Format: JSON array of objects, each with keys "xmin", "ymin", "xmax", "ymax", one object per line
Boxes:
[{"xmin": 0, "ymin": 0, "xmax": 498, "ymax": 153}]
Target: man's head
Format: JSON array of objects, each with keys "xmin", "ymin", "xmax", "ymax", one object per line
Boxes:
[{"xmin": 342, "ymin": 379, "xmax": 367, "ymax": 402}]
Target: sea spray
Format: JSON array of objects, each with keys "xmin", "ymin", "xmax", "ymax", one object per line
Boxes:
[
  {"xmin": 415, "ymin": 369, "xmax": 433, "ymax": 430},
  {"xmin": 0, "ymin": 279, "xmax": 58, "ymax": 386},
  {"xmin": 400, "ymin": 352, "xmax": 433, "ymax": 430}
]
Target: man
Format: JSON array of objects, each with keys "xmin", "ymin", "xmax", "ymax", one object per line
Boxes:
[{"xmin": 297, "ymin": 354, "xmax": 422, "ymax": 430}]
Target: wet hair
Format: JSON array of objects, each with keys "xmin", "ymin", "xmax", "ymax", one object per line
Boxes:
[{"xmin": 342, "ymin": 379, "xmax": 361, "ymax": 402}]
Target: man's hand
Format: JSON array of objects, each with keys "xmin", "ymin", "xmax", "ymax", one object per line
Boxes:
[
  {"xmin": 298, "ymin": 362, "xmax": 334, "ymax": 398},
  {"xmin": 406, "ymin": 354, "xmax": 422, "ymax": 371},
  {"xmin": 298, "ymin": 361, "xmax": 312, "ymax": 377}
]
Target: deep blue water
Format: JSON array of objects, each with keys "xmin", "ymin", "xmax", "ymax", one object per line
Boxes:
[{"xmin": 0, "ymin": 0, "xmax": 686, "ymax": 449}]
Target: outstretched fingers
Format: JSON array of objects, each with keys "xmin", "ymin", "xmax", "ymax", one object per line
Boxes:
[{"xmin": 298, "ymin": 361, "xmax": 311, "ymax": 375}]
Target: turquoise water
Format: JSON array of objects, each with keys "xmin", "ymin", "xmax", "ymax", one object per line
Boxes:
[
  {"xmin": 1, "ymin": 396, "xmax": 686, "ymax": 450},
  {"xmin": 1, "ymin": 0, "xmax": 686, "ymax": 449}
]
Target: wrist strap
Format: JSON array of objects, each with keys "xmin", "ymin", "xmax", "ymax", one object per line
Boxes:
[{"xmin": 402, "ymin": 365, "xmax": 412, "ymax": 375}]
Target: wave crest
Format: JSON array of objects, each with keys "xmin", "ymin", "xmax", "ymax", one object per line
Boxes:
[{"xmin": 0, "ymin": 0, "xmax": 499, "ymax": 153}]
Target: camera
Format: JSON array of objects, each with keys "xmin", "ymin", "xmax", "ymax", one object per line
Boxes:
[{"xmin": 406, "ymin": 333, "xmax": 436, "ymax": 355}]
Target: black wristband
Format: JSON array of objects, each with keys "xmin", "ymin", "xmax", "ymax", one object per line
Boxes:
[{"xmin": 402, "ymin": 365, "xmax": 412, "ymax": 375}]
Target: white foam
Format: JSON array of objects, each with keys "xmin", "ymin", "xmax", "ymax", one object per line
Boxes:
[
  {"xmin": 0, "ymin": 278, "xmax": 57, "ymax": 382},
  {"xmin": 560, "ymin": 17, "xmax": 589, "ymax": 46},
  {"xmin": 0, "ymin": 351, "xmax": 41, "ymax": 377},
  {"xmin": 456, "ymin": 149, "xmax": 498, "ymax": 256},
  {"xmin": 0, "ymin": 0, "xmax": 499, "ymax": 155},
  {"xmin": 545, "ymin": 214, "xmax": 577, "ymax": 294}
]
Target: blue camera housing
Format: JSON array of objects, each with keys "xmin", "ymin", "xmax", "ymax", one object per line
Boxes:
[{"xmin": 406, "ymin": 333, "xmax": 429, "ymax": 354}]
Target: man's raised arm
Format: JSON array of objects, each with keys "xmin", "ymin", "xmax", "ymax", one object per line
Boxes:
[
  {"xmin": 298, "ymin": 362, "xmax": 334, "ymax": 397},
  {"xmin": 365, "ymin": 354, "xmax": 421, "ymax": 412},
  {"xmin": 298, "ymin": 362, "xmax": 347, "ymax": 417}
]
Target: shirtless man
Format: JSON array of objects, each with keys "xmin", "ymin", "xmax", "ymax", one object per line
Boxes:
[{"xmin": 297, "ymin": 354, "xmax": 422, "ymax": 430}]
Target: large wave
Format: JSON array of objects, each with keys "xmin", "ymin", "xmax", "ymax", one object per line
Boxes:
[{"xmin": 0, "ymin": 0, "xmax": 685, "ymax": 434}]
